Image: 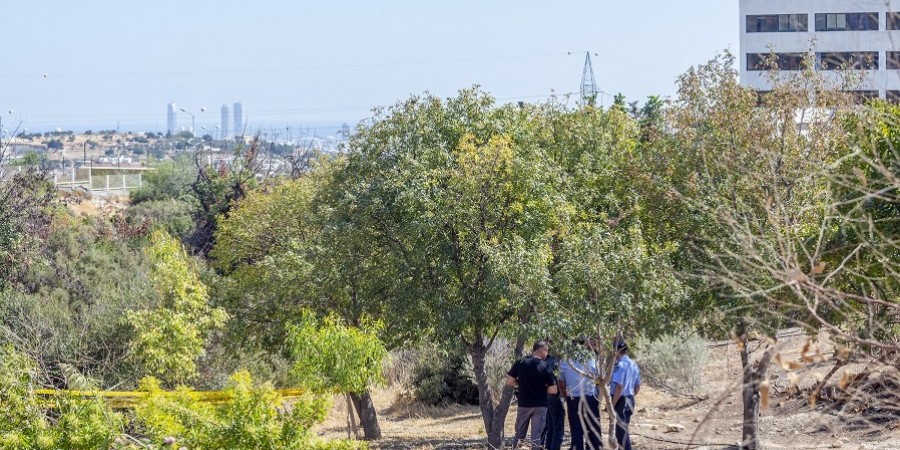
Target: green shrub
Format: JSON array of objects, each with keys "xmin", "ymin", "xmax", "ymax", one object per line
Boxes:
[
  {"xmin": 127, "ymin": 230, "xmax": 228, "ymax": 386},
  {"xmin": 0, "ymin": 346, "xmax": 125, "ymax": 449},
  {"xmin": 1, "ymin": 211, "xmax": 155, "ymax": 387},
  {"xmin": 124, "ymin": 199, "xmax": 195, "ymax": 241},
  {"xmin": 134, "ymin": 371, "xmax": 364, "ymax": 450},
  {"xmin": 634, "ymin": 331, "xmax": 709, "ymax": 397},
  {"xmin": 410, "ymin": 348, "xmax": 479, "ymax": 406},
  {"xmin": 49, "ymin": 397, "xmax": 125, "ymax": 450},
  {"xmin": 288, "ymin": 312, "xmax": 387, "ymax": 395},
  {"xmin": 129, "ymin": 157, "xmax": 195, "ymax": 205}
]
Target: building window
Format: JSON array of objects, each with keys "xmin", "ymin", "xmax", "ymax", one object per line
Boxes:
[
  {"xmin": 817, "ymin": 52, "xmax": 879, "ymax": 70},
  {"xmin": 888, "ymin": 52, "xmax": 900, "ymax": 69},
  {"xmin": 747, "ymin": 14, "xmax": 808, "ymax": 32},
  {"xmin": 887, "ymin": 91, "xmax": 900, "ymax": 103},
  {"xmin": 815, "ymin": 13, "xmax": 879, "ymax": 31},
  {"xmin": 889, "ymin": 12, "xmax": 900, "ymax": 30},
  {"xmin": 747, "ymin": 53, "xmax": 808, "ymax": 71}
]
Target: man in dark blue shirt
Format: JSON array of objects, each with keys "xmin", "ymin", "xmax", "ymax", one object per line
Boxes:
[
  {"xmin": 506, "ymin": 340, "xmax": 558, "ymax": 449},
  {"xmin": 542, "ymin": 352, "xmax": 565, "ymax": 450}
]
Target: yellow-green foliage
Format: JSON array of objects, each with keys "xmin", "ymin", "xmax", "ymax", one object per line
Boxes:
[
  {"xmin": 289, "ymin": 312, "xmax": 387, "ymax": 394},
  {"xmin": 0, "ymin": 346, "xmax": 126, "ymax": 450},
  {"xmin": 134, "ymin": 371, "xmax": 365, "ymax": 450},
  {"xmin": 127, "ymin": 230, "xmax": 228, "ymax": 386},
  {"xmin": 46, "ymin": 397, "xmax": 126, "ymax": 450}
]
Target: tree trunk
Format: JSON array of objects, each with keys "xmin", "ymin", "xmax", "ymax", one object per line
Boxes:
[
  {"xmin": 345, "ymin": 393, "xmax": 359, "ymax": 439},
  {"xmin": 350, "ymin": 390, "xmax": 382, "ymax": 440},
  {"xmin": 598, "ymin": 351, "xmax": 617, "ymax": 449},
  {"xmin": 469, "ymin": 335, "xmax": 527, "ymax": 449},
  {"xmin": 738, "ymin": 330, "xmax": 775, "ymax": 450},
  {"xmin": 598, "ymin": 382, "xmax": 616, "ymax": 449}
]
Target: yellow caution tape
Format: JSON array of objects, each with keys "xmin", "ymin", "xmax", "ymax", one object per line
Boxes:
[{"xmin": 34, "ymin": 388, "xmax": 307, "ymax": 409}]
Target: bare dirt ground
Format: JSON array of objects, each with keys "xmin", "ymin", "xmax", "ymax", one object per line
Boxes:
[{"xmin": 318, "ymin": 333, "xmax": 900, "ymax": 449}]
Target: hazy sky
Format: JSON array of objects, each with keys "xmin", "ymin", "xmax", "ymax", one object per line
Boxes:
[{"xmin": 2, "ymin": 1, "xmax": 738, "ymax": 133}]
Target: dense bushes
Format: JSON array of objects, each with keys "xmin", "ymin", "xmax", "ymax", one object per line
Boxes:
[
  {"xmin": 1, "ymin": 211, "xmax": 154, "ymax": 387},
  {"xmin": 0, "ymin": 346, "xmax": 366, "ymax": 450},
  {"xmin": 410, "ymin": 348, "xmax": 479, "ymax": 406},
  {"xmin": 129, "ymin": 157, "xmax": 195, "ymax": 205},
  {"xmin": 135, "ymin": 372, "xmax": 364, "ymax": 450},
  {"xmin": 0, "ymin": 346, "xmax": 125, "ymax": 449},
  {"xmin": 126, "ymin": 230, "xmax": 227, "ymax": 387},
  {"xmin": 123, "ymin": 199, "xmax": 194, "ymax": 241}
]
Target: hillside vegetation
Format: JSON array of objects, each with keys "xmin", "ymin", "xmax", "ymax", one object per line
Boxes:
[{"xmin": 0, "ymin": 53, "xmax": 897, "ymax": 449}]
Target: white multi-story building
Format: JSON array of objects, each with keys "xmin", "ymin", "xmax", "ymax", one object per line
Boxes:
[
  {"xmin": 740, "ymin": 0, "xmax": 900, "ymax": 101},
  {"xmin": 166, "ymin": 102, "xmax": 177, "ymax": 135},
  {"xmin": 233, "ymin": 102, "xmax": 243, "ymax": 137},
  {"xmin": 220, "ymin": 104, "xmax": 230, "ymax": 139}
]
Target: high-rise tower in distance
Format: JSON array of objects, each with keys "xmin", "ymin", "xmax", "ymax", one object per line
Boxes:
[
  {"xmin": 167, "ymin": 102, "xmax": 177, "ymax": 135},
  {"xmin": 233, "ymin": 102, "xmax": 243, "ymax": 137},
  {"xmin": 220, "ymin": 104, "xmax": 230, "ymax": 139}
]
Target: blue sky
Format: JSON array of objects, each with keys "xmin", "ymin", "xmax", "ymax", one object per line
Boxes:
[{"xmin": 2, "ymin": 1, "xmax": 738, "ymax": 133}]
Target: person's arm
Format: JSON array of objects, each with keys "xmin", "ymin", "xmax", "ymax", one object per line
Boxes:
[
  {"xmin": 558, "ymin": 379, "xmax": 568, "ymax": 399},
  {"xmin": 610, "ymin": 363, "xmax": 624, "ymax": 406},
  {"xmin": 506, "ymin": 361, "xmax": 519, "ymax": 387},
  {"xmin": 546, "ymin": 370, "xmax": 559, "ymax": 395},
  {"xmin": 634, "ymin": 366, "xmax": 641, "ymax": 396},
  {"xmin": 611, "ymin": 382, "xmax": 624, "ymax": 407}
]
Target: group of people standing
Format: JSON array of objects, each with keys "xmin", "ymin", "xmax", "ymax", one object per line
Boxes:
[{"xmin": 505, "ymin": 339, "xmax": 640, "ymax": 450}]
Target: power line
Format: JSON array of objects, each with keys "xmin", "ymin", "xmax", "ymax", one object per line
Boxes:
[{"xmin": 0, "ymin": 52, "xmax": 570, "ymax": 79}]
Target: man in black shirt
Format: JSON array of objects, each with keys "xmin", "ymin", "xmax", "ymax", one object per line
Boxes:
[
  {"xmin": 506, "ymin": 340, "xmax": 558, "ymax": 449},
  {"xmin": 542, "ymin": 352, "xmax": 565, "ymax": 450}
]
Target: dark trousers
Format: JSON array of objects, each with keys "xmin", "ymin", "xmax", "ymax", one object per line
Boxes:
[
  {"xmin": 542, "ymin": 394, "xmax": 565, "ymax": 450},
  {"xmin": 566, "ymin": 396, "xmax": 602, "ymax": 450},
  {"xmin": 614, "ymin": 396, "xmax": 635, "ymax": 450}
]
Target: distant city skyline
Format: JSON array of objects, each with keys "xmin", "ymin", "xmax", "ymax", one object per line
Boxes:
[{"xmin": 2, "ymin": 1, "xmax": 738, "ymax": 133}]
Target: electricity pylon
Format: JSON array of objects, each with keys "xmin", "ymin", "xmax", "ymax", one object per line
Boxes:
[{"xmin": 580, "ymin": 52, "xmax": 599, "ymax": 107}]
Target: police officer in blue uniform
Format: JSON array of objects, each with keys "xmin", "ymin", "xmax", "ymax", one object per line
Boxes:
[{"xmin": 610, "ymin": 340, "xmax": 640, "ymax": 450}]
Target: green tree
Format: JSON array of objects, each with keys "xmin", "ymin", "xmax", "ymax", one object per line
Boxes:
[
  {"xmin": 127, "ymin": 230, "xmax": 227, "ymax": 386},
  {"xmin": 529, "ymin": 99, "xmax": 693, "ymax": 443},
  {"xmin": 337, "ymin": 88, "xmax": 559, "ymax": 448},
  {"xmin": 213, "ymin": 166, "xmax": 397, "ymax": 439},
  {"xmin": 129, "ymin": 154, "xmax": 196, "ymax": 205},
  {"xmin": 658, "ymin": 52, "xmax": 855, "ymax": 449},
  {"xmin": 288, "ymin": 312, "xmax": 387, "ymax": 439}
]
